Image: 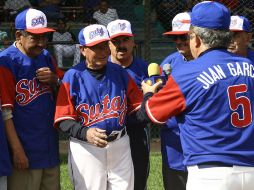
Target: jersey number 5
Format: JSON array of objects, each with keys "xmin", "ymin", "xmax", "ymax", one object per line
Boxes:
[{"xmin": 227, "ymin": 84, "xmax": 252, "ymax": 128}]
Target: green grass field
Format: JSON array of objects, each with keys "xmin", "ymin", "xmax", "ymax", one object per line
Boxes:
[{"xmin": 60, "ymin": 152, "xmax": 163, "ymax": 190}]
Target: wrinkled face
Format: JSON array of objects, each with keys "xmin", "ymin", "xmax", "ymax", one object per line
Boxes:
[
  {"xmin": 109, "ymin": 36, "xmax": 135, "ymax": 61},
  {"xmin": 16, "ymin": 30, "xmax": 47, "ymax": 57},
  {"xmin": 228, "ymin": 31, "xmax": 252, "ymax": 56},
  {"xmin": 172, "ymin": 34, "xmax": 192, "ymax": 58},
  {"xmin": 81, "ymin": 41, "xmax": 110, "ymax": 69}
]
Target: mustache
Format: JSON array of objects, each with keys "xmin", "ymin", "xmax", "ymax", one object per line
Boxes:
[{"xmin": 117, "ymin": 47, "xmax": 127, "ymax": 52}]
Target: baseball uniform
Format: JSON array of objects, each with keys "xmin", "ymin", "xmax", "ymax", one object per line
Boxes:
[
  {"xmin": 54, "ymin": 61, "xmax": 143, "ymax": 190},
  {"xmin": 0, "ymin": 44, "xmax": 61, "ymax": 169},
  {"xmin": 144, "ymin": 48, "xmax": 254, "ymax": 189}
]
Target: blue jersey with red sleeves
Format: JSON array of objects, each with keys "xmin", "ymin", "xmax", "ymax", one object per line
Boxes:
[
  {"xmin": 160, "ymin": 51, "xmax": 186, "ymax": 171},
  {"xmin": 146, "ymin": 49, "xmax": 254, "ymax": 166},
  {"xmin": 247, "ymin": 49, "xmax": 254, "ymax": 63},
  {"xmin": 0, "ymin": 108, "xmax": 11, "ymax": 176},
  {"xmin": 54, "ymin": 61, "xmax": 142, "ymax": 135},
  {"xmin": 0, "ymin": 44, "xmax": 62, "ymax": 169}
]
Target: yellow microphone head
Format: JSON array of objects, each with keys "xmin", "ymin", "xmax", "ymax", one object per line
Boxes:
[{"xmin": 148, "ymin": 63, "xmax": 160, "ymax": 77}]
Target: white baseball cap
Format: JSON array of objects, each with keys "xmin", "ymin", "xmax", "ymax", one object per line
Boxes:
[
  {"xmin": 15, "ymin": 8, "xmax": 55, "ymax": 34},
  {"xmin": 163, "ymin": 12, "xmax": 191, "ymax": 35},
  {"xmin": 107, "ymin": 19, "xmax": 134, "ymax": 39},
  {"xmin": 230, "ymin": 15, "xmax": 251, "ymax": 32},
  {"xmin": 78, "ymin": 24, "xmax": 110, "ymax": 47}
]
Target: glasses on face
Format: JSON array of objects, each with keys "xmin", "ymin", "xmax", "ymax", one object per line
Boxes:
[{"xmin": 172, "ymin": 35, "xmax": 189, "ymax": 41}]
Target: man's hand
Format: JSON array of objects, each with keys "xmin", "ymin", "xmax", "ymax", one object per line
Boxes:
[
  {"xmin": 87, "ymin": 128, "xmax": 108, "ymax": 148},
  {"xmin": 141, "ymin": 80, "xmax": 163, "ymax": 94},
  {"xmin": 12, "ymin": 146, "xmax": 29, "ymax": 170},
  {"xmin": 36, "ymin": 67, "xmax": 58, "ymax": 85}
]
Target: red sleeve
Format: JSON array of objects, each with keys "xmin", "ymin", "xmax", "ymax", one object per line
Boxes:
[
  {"xmin": 126, "ymin": 75, "xmax": 143, "ymax": 114},
  {"xmin": 145, "ymin": 76, "xmax": 186, "ymax": 124},
  {"xmin": 51, "ymin": 56, "xmax": 65, "ymax": 79},
  {"xmin": 54, "ymin": 82, "xmax": 77, "ymax": 128},
  {"xmin": 0, "ymin": 66, "xmax": 16, "ymax": 108}
]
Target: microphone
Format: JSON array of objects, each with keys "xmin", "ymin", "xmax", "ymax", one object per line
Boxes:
[
  {"xmin": 162, "ymin": 63, "xmax": 172, "ymax": 80},
  {"xmin": 144, "ymin": 63, "xmax": 166, "ymax": 86}
]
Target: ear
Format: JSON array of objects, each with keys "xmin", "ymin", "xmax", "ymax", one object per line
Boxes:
[
  {"xmin": 194, "ymin": 33, "xmax": 201, "ymax": 48},
  {"xmin": 15, "ymin": 31, "xmax": 22, "ymax": 41},
  {"xmin": 79, "ymin": 46, "xmax": 87, "ymax": 57}
]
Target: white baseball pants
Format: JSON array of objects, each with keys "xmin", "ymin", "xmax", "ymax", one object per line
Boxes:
[
  {"xmin": 187, "ymin": 165, "xmax": 254, "ymax": 190},
  {"xmin": 0, "ymin": 176, "xmax": 7, "ymax": 190},
  {"xmin": 68, "ymin": 134, "xmax": 134, "ymax": 190}
]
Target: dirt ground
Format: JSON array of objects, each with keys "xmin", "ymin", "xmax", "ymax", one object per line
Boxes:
[{"xmin": 59, "ymin": 139, "xmax": 161, "ymax": 154}]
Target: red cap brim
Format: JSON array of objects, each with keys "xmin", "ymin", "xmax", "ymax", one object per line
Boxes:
[
  {"xmin": 163, "ymin": 31, "xmax": 189, "ymax": 35},
  {"xmin": 110, "ymin": 33, "xmax": 134, "ymax": 39},
  {"xmin": 26, "ymin": 28, "xmax": 55, "ymax": 34},
  {"xmin": 85, "ymin": 39, "xmax": 110, "ymax": 47}
]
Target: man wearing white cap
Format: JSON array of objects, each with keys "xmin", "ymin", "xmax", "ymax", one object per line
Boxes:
[
  {"xmin": 107, "ymin": 19, "xmax": 150, "ymax": 190},
  {"xmin": 0, "ymin": 8, "xmax": 64, "ymax": 190},
  {"xmin": 136, "ymin": 1, "xmax": 254, "ymax": 189},
  {"xmin": 54, "ymin": 24, "xmax": 143, "ymax": 190},
  {"xmin": 228, "ymin": 15, "xmax": 254, "ymax": 62},
  {"xmin": 160, "ymin": 12, "xmax": 193, "ymax": 190}
]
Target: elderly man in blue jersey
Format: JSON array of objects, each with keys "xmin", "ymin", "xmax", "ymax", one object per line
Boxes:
[
  {"xmin": 228, "ymin": 15, "xmax": 254, "ymax": 62},
  {"xmin": 137, "ymin": 1, "xmax": 254, "ymax": 190},
  {"xmin": 54, "ymin": 24, "xmax": 143, "ymax": 190},
  {"xmin": 0, "ymin": 8, "xmax": 64, "ymax": 190},
  {"xmin": 160, "ymin": 12, "xmax": 193, "ymax": 190},
  {"xmin": 107, "ymin": 19, "xmax": 150, "ymax": 190}
]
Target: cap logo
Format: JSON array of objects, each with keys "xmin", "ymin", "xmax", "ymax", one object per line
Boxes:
[
  {"xmin": 89, "ymin": 27, "xmax": 104, "ymax": 40},
  {"xmin": 31, "ymin": 16, "xmax": 45, "ymax": 27},
  {"xmin": 173, "ymin": 20, "xmax": 186, "ymax": 29},
  {"xmin": 111, "ymin": 23, "xmax": 127, "ymax": 33}
]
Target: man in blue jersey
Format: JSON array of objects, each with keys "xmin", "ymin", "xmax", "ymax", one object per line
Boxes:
[
  {"xmin": 137, "ymin": 1, "xmax": 254, "ymax": 190},
  {"xmin": 0, "ymin": 8, "xmax": 64, "ymax": 190},
  {"xmin": 160, "ymin": 12, "xmax": 193, "ymax": 190},
  {"xmin": 228, "ymin": 15, "xmax": 254, "ymax": 62},
  {"xmin": 107, "ymin": 19, "xmax": 150, "ymax": 190},
  {"xmin": 54, "ymin": 24, "xmax": 143, "ymax": 190}
]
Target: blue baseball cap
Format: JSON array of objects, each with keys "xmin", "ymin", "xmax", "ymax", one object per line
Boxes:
[
  {"xmin": 15, "ymin": 8, "xmax": 55, "ymax": 34},
  {"xmin": 191, "ymin": 1, "xmax": 230, "ymax": 30},
  {"xmin": 78, "ymin": 24, "xmax": 110, "ymax": 47},
  {"xmin": 230, "ymin": 16, "xmax": 251, "ymax": 32}
]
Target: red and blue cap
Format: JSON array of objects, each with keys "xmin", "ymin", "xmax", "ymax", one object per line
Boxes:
[
  {"xmin": 78, "ymin": 24, "xmax": 110, "ymax": 47},
  {"xmin": 15, "ymin": 8, "xmax": 55, "ymax": 34},
  {"xmin": 230, "ymin": 16, "xmax": 251, "ymax": 32},
  {"xmin": 191, "ymin": 1, "xmax": 230, "ymax": 30}
]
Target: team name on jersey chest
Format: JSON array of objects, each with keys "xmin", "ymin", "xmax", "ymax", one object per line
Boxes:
[
  {"xmin": 76, "ymin": 94, "xmax": 127, "ymax": 127},
  {"xmin": 16, "ymin": 77, "xmax": 51, "ymax": 105}
]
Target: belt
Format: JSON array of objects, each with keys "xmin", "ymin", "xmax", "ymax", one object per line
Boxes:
[
  {"xmin": 197, "ymin": 162, "xmax": 233, "ymax": 169},
  {"xmin": 106, "ymin": 128, "xmax": 126, "ymax": 142}
]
